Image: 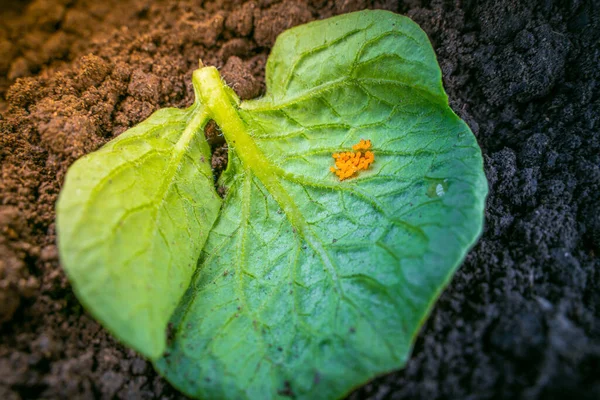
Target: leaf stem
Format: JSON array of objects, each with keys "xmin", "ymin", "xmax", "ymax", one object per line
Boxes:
[
  {"xmin": 193, "ymin": 67, "xmax": 299, "ymax": 217},
  {"xmin": 192, "ymin": 67, "xmax": 306, "ymax": 224},
  {"xmin": 193, "ymin": 67, "xmax": 273, "ymax": 178}
]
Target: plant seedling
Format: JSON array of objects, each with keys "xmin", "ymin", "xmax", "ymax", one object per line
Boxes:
[{"xmin": 57, "ymin": 10, "xmax": 487, "ymax": 400}]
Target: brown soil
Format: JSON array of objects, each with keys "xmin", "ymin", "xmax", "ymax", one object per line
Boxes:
[{"xmin": 1, "ymin": 0, "xmax": 599, "ymax": 399}]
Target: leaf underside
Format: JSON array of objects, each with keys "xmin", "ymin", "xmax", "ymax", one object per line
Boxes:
[
  {"xmin": 154, "ymin": 10, "xmax": 488, "ymax": 400},
  {"xmin": 56, "ymin": 106, "xmax": 221, "ymax": 358},
  {"xmin": 56, "ymin": 9, "xmax": 487, "ymax": 400}
]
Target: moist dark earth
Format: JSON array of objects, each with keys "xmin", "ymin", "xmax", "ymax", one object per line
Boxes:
[{"xmin": 1, "ymin": 0, "xmax": 599, "ymax": 399}]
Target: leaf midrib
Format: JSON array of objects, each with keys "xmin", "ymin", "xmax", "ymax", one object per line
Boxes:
[
  {"xmin": 195, "ymin": 67, "xmax": 406, "ymax": 366},
  {"xmin": 196, "ymin": 68, "xmax": 348, "ymax": 297}
]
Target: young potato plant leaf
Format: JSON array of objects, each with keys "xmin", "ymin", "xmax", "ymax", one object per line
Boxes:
[
  {"xmin": 56, "ymin": 9, "xmax": 487, "ymax": 400},
  {"xmin": 56, "ymin": 104, "xmax": 222, "ymax": 359},
  {"xmin": 154, "ymin": 10, "xmax": 487, "ymax": 400}
]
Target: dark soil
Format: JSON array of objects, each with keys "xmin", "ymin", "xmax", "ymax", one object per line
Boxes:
[{"xmin": 1, "ymin": 0, "xmax": 599, "ymax": 399}]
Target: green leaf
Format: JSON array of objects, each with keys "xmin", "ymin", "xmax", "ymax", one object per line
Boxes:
[
  {"xmin": 154, "ymin": 9, "xmax": 487, "ymax": 400},
  {"xmin": 56, "ymin": 104, "xmax": 222, "ymax": 359}
]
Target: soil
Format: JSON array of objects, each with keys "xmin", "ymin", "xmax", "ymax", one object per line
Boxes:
[{"xmin": 0, "ymin": 0, "xmax": 599, "ymax": 399}]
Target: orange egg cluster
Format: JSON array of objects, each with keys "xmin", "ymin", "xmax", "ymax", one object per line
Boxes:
[{"xmin": 330, "ymin": 139, "xmax": 375, "ymax": 181}]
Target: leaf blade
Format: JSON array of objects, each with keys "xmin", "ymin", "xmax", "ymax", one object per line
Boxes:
[
  {"xmin": 56, "ymin": 105, "xmax": 221, "ymax": 359},
  {"xmin": 248, "ymin": 9, "xmax": 446, "ymax": 110}
]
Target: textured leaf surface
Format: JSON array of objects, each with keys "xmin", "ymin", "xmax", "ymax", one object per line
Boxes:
[
  {"xmin": 56, "ymin": 105, "xmax": 221, "ymax": 358},
  {"xmin": 156, "ymin": 10, "xmax": 487, "ymax": 399}
]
